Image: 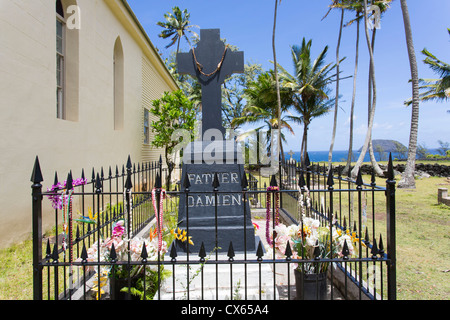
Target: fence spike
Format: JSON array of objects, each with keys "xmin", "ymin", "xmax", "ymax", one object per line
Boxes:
[
  {"xmin": 110, "ymin": 243, "xmax": 117, "ymax": 262},
  {"xmin": 81, "ymin": 168, "xmax": 85, "ymax": 181},
  {"xmin": 371, "ymin": 236, "xmax": 379, "ymax": 259},
  {"xmin": 115, "ymin": 165, "xmax": 119, "ymax": 177},
  {"xmin": 371, "ymin": 168, "xmax": 376, "ymax": 185},
  {"xmin": 212, "ymin": 172, "xmax": 220, "ymax": 189},
  {"xmin": 313, "ymin": 240, "xmax": 321, "ymax": 260},
  {"xmin": 170, "ymin": 243, "xmax": 178, "ymax": 261},
  {"xmin": 101, "ymin": 167, "xmax": 104, "ymax": 180},
  {"xmin": 141, "ymin": 242, "xmax": 148, "ymax": 261},
  {"xmin": 66, "ymin": 172, "xmax": 73, "ymax": 191},
  {"xmin": 305, "ymin": 153, "xmax": 311, "ymax": 167},
  {"xmin": 108, "ymin": 166, "xmax": 112, "ymax": 178},
  {"xmin": 45, "ymin": 239, "xmax": 51, "ymax": 259},
  {"xmin": 227, "ymin": 242, "xmax": 235, "ymax": 262},
  {"xmin": 356, "ymin": 168, "xmax": 363, "ymax": 187},
  {"xmin": 199, "ymin": 242, "xmax": 206, "ymax": 262},
  {"xmin": 387, "ymin": 153, "xmax": 394, "ymax": 180},
  {"xmin": 91, "ymin": 168, "xmax": 95, "ymax": 182},
  {"xmin": 31, "ymin": 156, "xmax": 43, "ymax": 183},
  {"xmin": 342, "ymin": 239, "xmax": 350, "ymax": 259},
  {"xmin": 285, "ymin": 241, "xmax": 292, "ymax": 261},
  {"xmin": 51, "ymin": 243, "xmax": 59, "ymax": 262},
  {"xmin": 154, "ymin": 173, "xmax": 161, "ymax": 189},
  {"xmin": 378, "ymin": 234, "xmax": 384, "ymax": 255},
  {"xmin": 95, "ymin": 173, "xmax": 102, "ymax": 193},
  {"xmin": 241, "ymin": 172, "xmax": 248, "ymax": 190},
  {"xmin": 126, "ymin": 155, "xmax": 132, "ymax": 170},
  {"xmin": 298, "ymin": 172, "xmax": 306, "ymax": 188},
  {"xmin": 270, "ymin": 175, "xmax": 277, "ymax": 187},
  {"xmin": 81, "ymin": 243, "xmax": 88, "ymax": 262},
  {"xmin": 183, "ymin": 171, "xmax": 191, "ymax": 190},
  {"xmin": 76, "ymin": 226, "xmax": 80, "ymax": 241},
  {"xmin": 256, "ymin": 241, "xmax": 264, "ymax": 261},
  {"xmin": 327, "ymin": 166, "xmax": 334, "ymax": 187}
]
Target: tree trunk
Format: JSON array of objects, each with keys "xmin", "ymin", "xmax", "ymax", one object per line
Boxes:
[
  {"xmin": 301, "ymin": 121, "xmax": 309, "ymax": 167},
  {"xmin": 328, "ymin": 8, "xmax": 344, "ymax": 172},
  {"xmin": 165, "ymin": 149, "xmax": 173, "ymax": 191},
  {"xmin": 398, "ymin": 0, "xmax": 419, "ymax": 189},
  {"xmin": 351, "ymin": 0, "xmax": 383, "ymax": 178},
  {"xmin": 367, "ymin": 28, "xmax": 384, "ymax": 176},
  {"xmin": 273, "ymin": 0, "xmax": 283, "ymax": 165},
  {"xmin": 344, "ymin": 12, "xmax": 361, "ymax": 176}
]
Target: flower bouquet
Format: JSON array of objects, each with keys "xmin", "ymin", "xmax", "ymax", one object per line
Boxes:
[
  {"xmin": 80, "ymin": 220, "xmax": 169, "ymax": 299},
  {"xmin": 269, "ymin": 216, "xmax": 362, "ymax": 274}
]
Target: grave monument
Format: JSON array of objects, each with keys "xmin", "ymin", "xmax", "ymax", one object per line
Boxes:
[{"xmin": 175, "ymin": 29, "xmax": 255, "ymax": 254}]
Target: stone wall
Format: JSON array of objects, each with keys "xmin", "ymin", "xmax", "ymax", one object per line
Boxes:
[{"xmin": 313, "ymin": 163, "xmax": 450, "ymax": 178}]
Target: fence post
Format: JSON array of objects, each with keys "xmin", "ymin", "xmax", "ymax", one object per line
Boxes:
[
  {"xmin": 31, "ymin": 156, "xmax": 44, "ymax": 300},
  {"xmin": 386, "ymin": 153, "xmax": 397, "ymax": 300}
]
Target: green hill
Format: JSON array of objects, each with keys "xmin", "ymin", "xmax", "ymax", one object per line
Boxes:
[{"xmin": 358, "ymin": 139, "xmax": 407, "ymax": 153}]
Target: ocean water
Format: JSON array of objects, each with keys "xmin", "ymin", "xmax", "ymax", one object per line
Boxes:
[{"xmin": 284, "ymin": 149, "xmax": 440, "ymax": 163}]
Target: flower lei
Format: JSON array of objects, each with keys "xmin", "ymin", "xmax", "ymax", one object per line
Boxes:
[
  {"xmin": 62, "ymin": 189, "xmax": 74, "ymax": 255},
  {"xmin": 123, "ymin": 188, "xmax": 133, "ymax": 238},
  {"xmin": 266, "ymin": 186, "xmax": 280, "ymax": 246},
  {"xmin": 46, "ymin": 178, "xmax": 87, "ymax": 210},
  {"xmin": 151, "ymin": 188, "xmax": 166, "ymax": 251},
  {"xmin": 62, "ymin": 189, "xmax": 75, "ymax": 290}
]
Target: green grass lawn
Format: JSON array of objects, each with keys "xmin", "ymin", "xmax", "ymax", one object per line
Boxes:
[{"xmin": 1, "ymin": 168, "xmax": 449, "ymax": 300}]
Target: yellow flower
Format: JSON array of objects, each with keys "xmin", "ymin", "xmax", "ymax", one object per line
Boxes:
[
  {"xmin": 88, "ymin": 207, "xmax": 98, "ymax": 221},
  {"xmin": 91, "ymin": 271, "xmax": 108, "ymax": 300},
  {"xmin": 172, "ymin": 228, "xmax": 194, "ymax": 245}
]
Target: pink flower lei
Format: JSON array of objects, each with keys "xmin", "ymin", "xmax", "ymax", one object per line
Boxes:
[
  {"xmin": 151, "ymin": 188, "xmax": 166, "ymax": 251},
  {"xmin": 266, "ymin": 186, "xmax": 280, "ymax": 246}
]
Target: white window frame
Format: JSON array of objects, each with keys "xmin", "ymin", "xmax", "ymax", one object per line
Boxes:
[
  {"xmin": 144, "ymin": 108, "xmax": 150, "ymax": 144},
  {"xmin": 56, "ymin": 11, "xmax": 66, "ymax": 119}
]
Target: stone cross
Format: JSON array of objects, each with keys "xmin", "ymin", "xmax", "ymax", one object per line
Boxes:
[
  {"xmin": 288, "ymin": 150, "xmax": 295, "ymax": 160},
  {"xmin": 177, "ymin": 29, "xmax": 244, "ymax": 137}
]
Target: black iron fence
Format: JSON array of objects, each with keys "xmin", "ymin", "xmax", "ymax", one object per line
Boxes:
[{"xmin": 31, "ymin": 154, "xmax": 396, "ymax": 300}]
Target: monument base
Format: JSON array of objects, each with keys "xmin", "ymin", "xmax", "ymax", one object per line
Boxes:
[{"xmin": 177, "ymin": 140, "xmax": 255, "ymax": 254}]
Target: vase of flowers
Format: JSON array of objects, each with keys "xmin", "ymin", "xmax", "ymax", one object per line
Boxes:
[
  {"xmin": 294, "ymin": 269, "xmax": 327, "ymax": 300},
  {"xmin": 269, "ymin": 215, "xmax": 363, "ymax": 300}
]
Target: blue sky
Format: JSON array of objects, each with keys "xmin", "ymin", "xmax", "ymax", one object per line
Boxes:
[{"xmin": 127, "ymin": 0, "xmax": 450, "ymax": 152}]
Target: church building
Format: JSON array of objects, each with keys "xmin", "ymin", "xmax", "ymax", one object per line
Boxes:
[{"xmin": 0, "ymin": 0, "xmax": 178, "ymax": 248}]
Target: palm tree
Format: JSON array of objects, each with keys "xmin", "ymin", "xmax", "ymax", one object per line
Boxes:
[
  {"xmin": 278, "ymin": 38, "xmax": 338, "ymax": 166},
  {"xmin": 323, "ymin": 1, "xmax": 345, "ymax": 171},
  {"xmin": 366, "ymin": 0, "xmax": 392, "ymax": 177},
  {"xmin": 405, "ymin": 28, "xmax": 450, "ymax": 105},
  {"xmin": 272, "ymin": 0, "xmax": 283, "ymax": 162},
  {"xmin": 231, "ymin": 71, "xmax": 294, "ymax": 155},
  {"xmin": 332, "ymin": 0, "xmax": 365, "ymax": 175},
  {"xmin": 290, "ymin": 91, "xmax": 335, "ymax": 165},
  {"xmin": 351, "ymin": 0, "xmax": 391, "ymax": 178},
  {"xmin": 397, "ymin": 0, "xmax": 420, "ymax": 189},
  {"xmin": 157, "ymin": 6, "xmax": 199, "ymax": 54}
]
